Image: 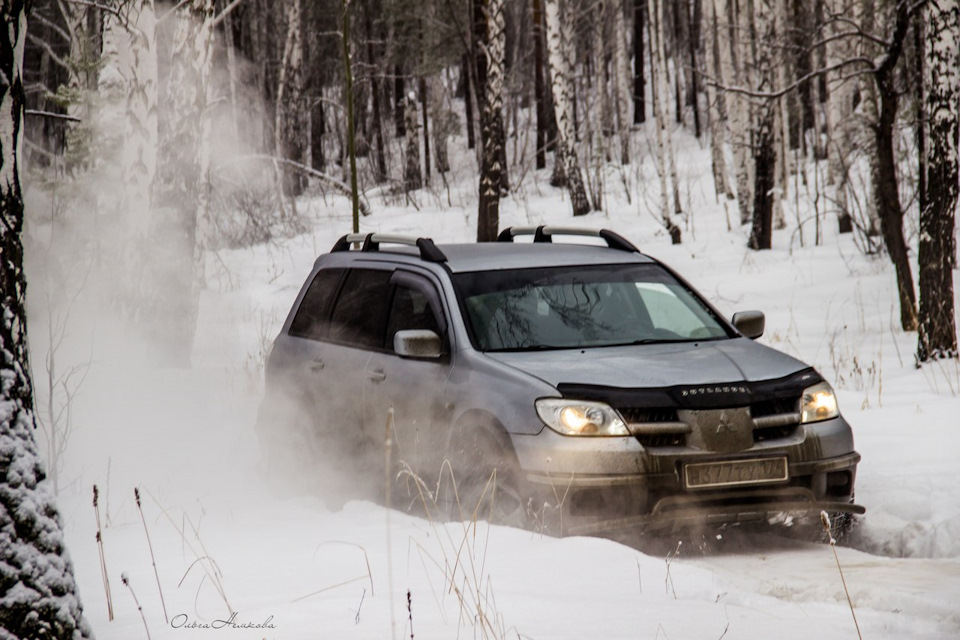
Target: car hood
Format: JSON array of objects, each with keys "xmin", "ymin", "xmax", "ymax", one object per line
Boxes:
[{"xmin": 483, "ymin": 338, "xmax": 810, "ymax": 390}]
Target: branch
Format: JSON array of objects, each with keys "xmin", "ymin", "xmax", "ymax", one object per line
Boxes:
[
  {"xmin": 157, "ymin": 0, "xmax": 194, "ymax": 24},
  {"xmin": 26, "ymin": 32, "xmax": 72, "ymax": 73},
  {"xmin": 64, "ymin": 0, "xmax": 126, "ymax": 19},
  {"xmin": 32, "ymin": 12, "xmax": 71, "ymax": 44},
  {"xmin": 25, "ymin": 109, "xmax": 82, "ymax": 122},
  {"xmin": 211, "ymin": 0, "xmax": 245, "ymax": 28},
  {"xmin": 216, "ymin": 154, "xmax": 372, "ymax": 216},
  {"xmin": 706, "ymin": 56, "xmax": 876, "ymax": 101}
]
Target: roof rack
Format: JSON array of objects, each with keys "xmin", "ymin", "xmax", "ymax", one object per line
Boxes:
[
  {"xmin": 331, "ymin": 233, "xmax": 447, "ymax": 262},
  {"xmin": 496, "ymin": 226, "xmax": 639, "ymax": 253}
]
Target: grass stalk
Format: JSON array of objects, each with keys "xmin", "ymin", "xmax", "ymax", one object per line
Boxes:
[
  {"xmin": 122, "ymin": 573, "xmax": 151, "ymax": 640},
  {"xmin": 93, "ymin": 485, "xmax": 114, "ymax": 621},
  {"xmin": 135, "ymin": 487, "xmax": 168, "ymax": 624},
  {"xmin": 820, "ymin": 511, "xmax": 862, "ymax": 640}
]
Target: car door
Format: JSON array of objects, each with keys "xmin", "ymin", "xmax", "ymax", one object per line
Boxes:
[
  {"xmin": 321, "ymin": 267, "xmax": 395, "ymax": 466},
  {"xmin": 278, "ymin": 266, "xmax": 345, "ymax": 418},
  {"xmin": 363, "ymin": 270, "xmax": 455, "ymax": 480}
]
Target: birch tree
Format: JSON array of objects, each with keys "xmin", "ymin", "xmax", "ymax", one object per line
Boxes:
[
  {"xmin": 99, "ymin": 0, "xmax": 159, "ymax": 318},
  {"xmin": 151, "ymin": 0, "xmax": 215, "ymax": 365},
  {"xmin": 1, "ymin": 2, "xmax": 93, "ymax": 636},
  {"xmin": 544, "ymin": 0, "xmax": 590, "ymax": 216},
  {"xmin": 276, "ymin": 0, "xmax": 306, "ymax": 196},
  {"xmin": 476, "ymin": 0, "xmax": 506, "ymax": 240},
  {"xmin": 747, "ymin": 0, "xmax": 778, "ymax": 250},
  {"xmin": 648, "ymin": 0, "xmax": 681, "ymax": 241},
  {"xmin": 704, "ymin": 0, "xmax": 731, "ymax": 199},
  {"xmin": 611, "ymin": 0, "xmax": 631, "ymax": 165},
  {"xmin": 917, "ymin": 0, "xmax": 959, "ymax": 362}
]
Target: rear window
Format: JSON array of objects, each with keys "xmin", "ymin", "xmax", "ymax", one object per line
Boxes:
[{"xmin": 289, "ymin": 268, "xmax": 344, "ymax": 340}]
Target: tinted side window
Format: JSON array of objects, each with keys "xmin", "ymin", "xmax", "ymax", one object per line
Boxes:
[
  {"xmin": 328, "ymin": 269, "xmax": 393, "ymax": 349},
  {"xmin": 386, "ymin": 284, "xmax": 441, "ymax": 349},
  {"xmin": 289, "ymin": 268, "xmax": 344, "ymax": 340}
]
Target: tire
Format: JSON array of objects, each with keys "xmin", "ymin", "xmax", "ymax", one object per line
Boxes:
[{"xmin": 444, "ymin": 424, "xmax": 529, "ymax": 528}]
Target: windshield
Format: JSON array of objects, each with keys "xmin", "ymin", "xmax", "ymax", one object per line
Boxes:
[{"xmin": 453, "ymin": 264, "xmax": 732, "ymax": 352}]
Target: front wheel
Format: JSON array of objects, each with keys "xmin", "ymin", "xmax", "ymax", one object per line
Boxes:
[{"xmin": 443, "ymin": 425, "xmax": 529, "ymax": 528}]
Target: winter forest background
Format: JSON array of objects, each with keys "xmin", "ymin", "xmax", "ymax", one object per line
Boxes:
[{"xmin": 1, "ymin": 0, "xmax": 959, "ymax": 638}]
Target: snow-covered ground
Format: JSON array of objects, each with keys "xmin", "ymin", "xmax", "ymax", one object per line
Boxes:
[{"xmin": 35, "ymin": 131, "xmax": 960, "ymax": 639}]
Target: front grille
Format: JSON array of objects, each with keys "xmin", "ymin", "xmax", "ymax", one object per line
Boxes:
[
  {"xmin": 751, "ymin": 395, "xmax": 801, "ymax": 442},
  {"xmin": 637, "ymin": 432, "xmax": 687, "ymax": 447},
  {"xmin": 751, "ymin": 396, "xmax": 799, "ymax": 417},
  {"xmin": 618, "ymin": 407, "xmax": 687, "ymax": 448},
  {"xmin": 619, "ymin": 407, "xmax": 679, "ymax": 423}
]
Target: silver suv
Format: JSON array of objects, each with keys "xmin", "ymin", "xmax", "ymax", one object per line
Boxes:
[{"xmin": 258, "ymin": 227, "xmax": 862, "ymax": 535}]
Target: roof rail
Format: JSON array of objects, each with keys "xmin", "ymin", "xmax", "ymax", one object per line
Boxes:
[
  {"xmin": 330, "ymin": 233, "xmax": 447, "ymax": 262},
  {"xmin": 496, "ymin": 225, "xmax": 639, "ymax": 253}
]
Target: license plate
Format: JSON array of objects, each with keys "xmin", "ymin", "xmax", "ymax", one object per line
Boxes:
[{"xmin": 683, "ymin": 457, "xmax": 788, "ymax": 490}]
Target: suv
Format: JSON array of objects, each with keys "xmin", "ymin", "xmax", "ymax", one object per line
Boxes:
[{"xmin": 258, "ymin": 227, "xmax": 862, "ymax": 535}]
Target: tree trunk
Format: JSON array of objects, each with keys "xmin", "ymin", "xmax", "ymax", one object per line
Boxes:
[
  {"xmin": 748, "ymin": 110, "xmax": 776, "ymax": 250},
  {"xmin": 544, "ymin": 0, "xmax": 592, "ymax": 216},
  {"xmin": 649, "ymin": 0, "xmax": 681, "ymax": 242},
  {"xmin": 533, "ymin": 0, "xmax": 547, "ymax": 169},
  {"xmin": 705, "ymin": 0, "xmax": 731, "ymax": 199},
  {"xmin": 725, "ymin": 0, "xmax": 752, "ymax": 225},
  {"xmin": 917, "ymin": 0, "xmax": 959, "ymax": 362},
  {"xmin": 611, "ymin": 0, "xmax": 632, "ymax": 164},
  {"xmin": 633, "ymin": 0, "xmax": 647, "ymax": 124},
  {"xmin": 1, "ymin": 4, "xmax": 94, "ymax": 636},
  {"xmin": 403, "ymin": 96, "xmax": 422, "ymax": 191},
  {"xmin": 364, "ymin": 0, "xmax": 387, "ymax": 183},
  {"xmin": 152, "ymin": 0, "xmax": 215, "ymax": 366},
  {"xmin": 394, "ymin": 65, "xmax": 405, "ymax": 137},
  {"xmin": 477, "ymin": 0, "xmax": 506, "ymax": 240},
  {"xmin": 871, "ymin": 2, "xmax": 918, "ymax": 331},
  {"xmin": 276, "ymin": 0, "xmax": 306, "ymax": 197},
  {"xmin": 419, "ymin": 74, "xmax": 430, "ymax": 184},
  {"xmin": 463, "ymin": 54, "xmax": 476, "ymax": 150}
]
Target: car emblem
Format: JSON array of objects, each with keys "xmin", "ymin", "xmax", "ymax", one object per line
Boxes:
[{"xmin": 716, "ymin": 412, "xmax": 734, "ymax": 435}]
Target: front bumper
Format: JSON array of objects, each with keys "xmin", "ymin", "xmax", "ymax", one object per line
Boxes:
[{"xmin": 512, "ymin": 414, "xmax": 861, "ymax": 535}]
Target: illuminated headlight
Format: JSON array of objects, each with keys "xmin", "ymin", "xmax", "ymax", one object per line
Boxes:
[
  {"xmin": 800, "ymin": 382, "xmax": 839, "ymax": 423},
  {"xmin": 535, "ymin": 399, "xmax": 630, "ymax": 436}
]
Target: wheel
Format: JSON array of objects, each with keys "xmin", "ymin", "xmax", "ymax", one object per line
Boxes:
[{"xmin": 443, "ymin": 424, "xmax": 529, "ymax": 528}]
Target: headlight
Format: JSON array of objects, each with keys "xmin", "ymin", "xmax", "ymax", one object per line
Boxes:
[
  {"xmin": 800, "ymin": 382, "xmax": 839, "ymax": 423},
  {"xmin": 535, "ymin": 399, "xmax": 630, "ymax": 436}
]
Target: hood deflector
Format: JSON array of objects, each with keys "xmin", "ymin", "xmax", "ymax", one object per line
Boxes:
[{"xmin": 557, "ymin": 368, "xmax": 822, "ymax": 410}]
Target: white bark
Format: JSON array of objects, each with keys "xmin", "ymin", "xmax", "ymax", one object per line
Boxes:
[
  {"xmin": 611, "ymin": 0, "xmax": 632, "ymax": 164},
  {"xmin": 544, "ymin": 0, "xmax": 591, "ymax": 215},
  {"xmin": 648, "ymin": 0, "xmax": 681, "ymax": 240},
  {"xmin": 705, "ymin": 0, "xmax": 731, "ymax": 199},
  {"xmin": 276, "ymin": 0, "xmax": 305, "ymax": 195}
]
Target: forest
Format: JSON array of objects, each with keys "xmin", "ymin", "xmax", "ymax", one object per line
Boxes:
[{"xmin": 1, "ymin": 0, "xmax": 958, "ymax": 636}]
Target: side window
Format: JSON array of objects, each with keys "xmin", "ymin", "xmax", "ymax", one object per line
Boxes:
[
  {"xmin": 386, "ymin": 284, "xmax": 441, "ymax": 349},
  {"xmin": 328, "ymin": 269, "xmax": 394, "ymax": 349},
  {"xmin": 289, "ymin": 268, "xmax": 344, "ymax": 340}
]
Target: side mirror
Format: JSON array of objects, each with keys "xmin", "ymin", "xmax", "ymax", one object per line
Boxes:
[
  {"xmin": 732, "ymin": 310, "xmax": 765, "ymax": 339},
  {"xmin": 394, "ymin": 329, "xmax": 442, "ymax": 359}
]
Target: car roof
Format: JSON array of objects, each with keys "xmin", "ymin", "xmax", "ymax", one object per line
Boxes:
[
  {"xmin": 434, "ymin": 242, "xmax": 655, "ymax": 273},
  {"xmin": 324, "ymin": 228, "xmax": 657, "ymax": 273}
]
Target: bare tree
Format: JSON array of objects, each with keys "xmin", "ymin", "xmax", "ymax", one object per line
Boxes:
[
  {"xmin": 276, "ymin": 0, "xmax": 306, "ymax": 196},
  {"xmin": 1, "ymin": 2, "xmax": 93, "ymax": 636},
  {"xmin": 544, "ymin": 0, "xmax": 591, "ymax": 216},
  {"xmin": 476, "ymin": 0, "xmax": 507, "ymax": 240},
  {"xmin": 917, "ymin": 0, "xmax": 959, "ymax": 362},
  {"xmin": 150, "ymin": 0, "xmax": 216, "ymax": 366}
]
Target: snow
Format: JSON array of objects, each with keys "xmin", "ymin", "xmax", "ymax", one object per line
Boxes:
[{"xmin": 29, "ymin": 125, "xmax": 960, "ymax": 639}]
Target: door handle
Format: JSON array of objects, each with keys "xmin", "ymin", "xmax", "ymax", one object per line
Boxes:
[
  {"xmin": 308, "ymin": 358, "xmax": 325, "ymax": 372},
  {"xmin": 368, "ymin": 368, "xmax": 386, "ymax": 383}
]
